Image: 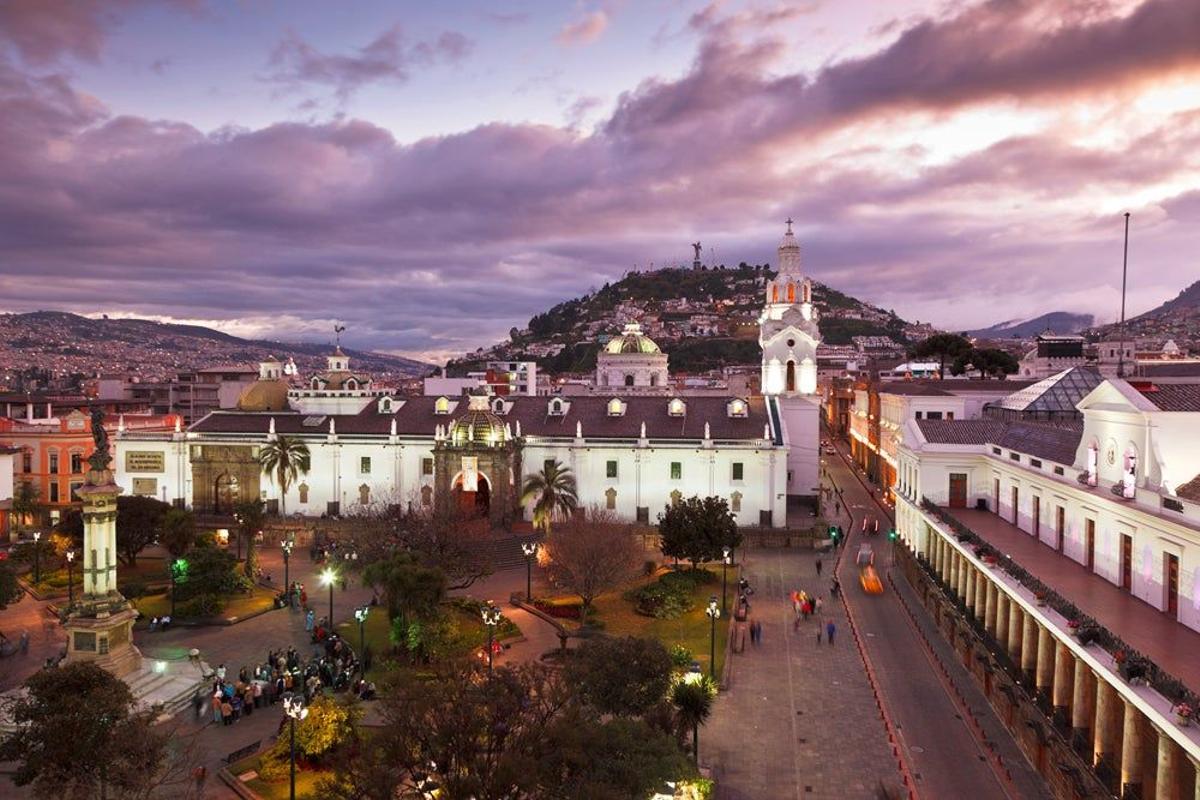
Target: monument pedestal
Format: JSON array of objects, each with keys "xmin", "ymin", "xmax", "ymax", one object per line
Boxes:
[{"xmin": 63, "ymin": 601, "xmax": 142, "ymax": 678}]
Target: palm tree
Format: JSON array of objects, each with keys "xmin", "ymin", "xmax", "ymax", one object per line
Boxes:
[
  {"xmin": 258, "ymin": 435, "xmax": 311, "ymax": 515},
  {"xmin": 520, "ymin": 461, "xmax": 578, "ymax": 534},
  {"xmin": 672, "ymin": 677, "xmax": 715, "ymax": 765}
]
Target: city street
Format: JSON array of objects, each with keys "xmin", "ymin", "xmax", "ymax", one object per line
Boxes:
[{"xmin": 824, "ymin": 438, "xmax": 1050, "ymax": 800}]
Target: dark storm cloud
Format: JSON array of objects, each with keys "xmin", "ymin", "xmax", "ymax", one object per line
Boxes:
[{"xmin": 0, "ymin": 0, "xmax": 1198, "ymax": 355}]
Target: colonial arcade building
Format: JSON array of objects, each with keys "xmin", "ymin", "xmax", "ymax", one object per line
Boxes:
[{"xmin": 112, "ymin": 223, "xmax": 824, "ymax": 527}]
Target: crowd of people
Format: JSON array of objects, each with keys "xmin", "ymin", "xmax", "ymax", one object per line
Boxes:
[{"xmin": 192, "ymin": 633, "xmax": 377, "ymax": 730}]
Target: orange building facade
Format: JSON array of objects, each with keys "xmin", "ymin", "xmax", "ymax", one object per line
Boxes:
[{"xmin": 1, "ymin": 410, "xmax": 180, "ymax": 534}]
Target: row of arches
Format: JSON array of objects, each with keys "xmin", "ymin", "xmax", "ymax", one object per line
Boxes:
[{"xmin": 770, "ymin": 279, "xmax": 811, "ymax": 304}]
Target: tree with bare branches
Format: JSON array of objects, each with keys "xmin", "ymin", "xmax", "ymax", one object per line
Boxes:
[{"xmin": 543, "ymin": 507, "xmax": 642, "ymax": 616}]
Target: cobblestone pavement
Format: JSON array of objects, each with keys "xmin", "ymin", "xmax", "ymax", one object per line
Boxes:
[{"xmin": 704, "ymin": 547, "xmax": 901, "ymax": 800}]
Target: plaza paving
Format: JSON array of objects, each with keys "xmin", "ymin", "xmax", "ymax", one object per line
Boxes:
[{"xmin": 704, "ymin": 547, "xmax": 902, "ymax": 799}]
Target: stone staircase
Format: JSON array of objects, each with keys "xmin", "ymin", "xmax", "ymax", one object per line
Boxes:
[
  {"xmin": 479, "ymin": 533, "xmax": 543, "ymax": 571},
  {"xmin": 126, "ymin": 655, "xmax": 212, "ymax": 718}
]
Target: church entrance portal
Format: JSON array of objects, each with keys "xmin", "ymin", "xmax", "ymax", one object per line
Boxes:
[
  {"xmin": 214, "ymin": 472, "xmax": 239, "ymax": 515},
  {"xmin": 453, "ymin": 473, "xmax": 491, "ymax": 518},
  {"xmin": 786, "ymin": 360, "xmax": 796, "ymax": 393}
]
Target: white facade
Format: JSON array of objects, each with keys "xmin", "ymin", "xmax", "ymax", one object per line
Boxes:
[
  {"xmin": 595, "ymin": 322, "xmax": 670, "ymax": 393},
  {"xmin": 894, "ymin": 378, "xmax": 1200, "ymax": 634}
]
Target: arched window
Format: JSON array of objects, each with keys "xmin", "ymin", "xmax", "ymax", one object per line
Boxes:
[
  {"xmin": 311, "ymin": 378, "xmax": 321, "ymax": 390},
  {"xmin": 346, "ymin": 379, "xmax": 357, "ymax": 391},
  {"xmin": 668, "ymin": 398, "xmax": 686, "ymax": 416},
  {"xmin": 434, "ymin": 396, "xmax": 450, "ymax": 415},
  {"xmin": 380, "ymin": 398, "xmax": 391, "ymax": 413},
  {"xmin": 607, "ymin": 398, "xmax": 625, "ymax": 417},
  {"xmin": 421, "ymin": 485, "xmax": 433, "ymax": 506},
  {"xmin": 624, "ymin": 374, "xmax": 635, "ymax": 387},
  {"xmin": 605, "ymin": 487, "xmax": 617, "ymax": 510},
  {"xmin": 802, "ymin": 282, "xmax": 811, "ymax": 303},
  {"xmin": 649, "ymin": 373, "xmax": 658, "ymax": 387},
  {"xmin": 771, "ymin": 284, "xmax": 779, "ymax": 303},
  {"xmin": 359, "ymin": 484, "xmax": 370, "ymax": 505},
  {"xmin": 787, "ymin": 282, "xmax": 795, "ymax": 303},
  {"xmin": 731, "ymin": 491, "xmax": 743, "ymax": 513},
  {"xmin": 298, "ymin": 483, "xmax": 309, "ymax": 504}
]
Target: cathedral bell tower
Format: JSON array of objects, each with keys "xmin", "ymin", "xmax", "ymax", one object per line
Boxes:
[
  {"xmin": 759, "ymin": 218, "xmax": 820, "ymax": 396},
  {"xmin": 759, "ymin": 218, "xmax": 822, "ymax": 501}
]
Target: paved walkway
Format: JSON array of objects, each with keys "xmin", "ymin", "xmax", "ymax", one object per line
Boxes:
[
  {"xmin": 948, "ymin": 508, "xmax": 1200, "ymax": 691},
  {"xmin": 704, "ymin": 547, "xmax": 899, "ymax": 800},
  {"xmin": 0, "ymin": 592, "xmax": 66, "ymax": 693}
]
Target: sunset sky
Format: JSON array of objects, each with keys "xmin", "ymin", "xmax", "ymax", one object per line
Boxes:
[{"xmin": 1, "ymin": 0, "xmax": 1197, "ymax": 361}]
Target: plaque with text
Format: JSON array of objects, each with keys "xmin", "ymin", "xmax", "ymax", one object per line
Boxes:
[
  {"xmin": 125, "ymin": 450, "xmax": 165, "ymax": 473},
  {"xmin": 132, "ymin": 477, "xmax": 158, "ymax": 496}
]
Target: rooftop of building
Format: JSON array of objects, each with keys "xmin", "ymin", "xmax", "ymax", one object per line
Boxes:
[
  {"xmin": 916, "ymin": 417, "xmax": 1083, "ymax": 465},
  {"xmin": 988, "ymin": 367, "xmax": 1103, "ymax": 414},
  {"xmin": 191, "ymin": 394, "xmax": 771, "ymax": 441},
  {"xmin": 1131, "ymin": 382, "xmax": 1200, "ymax": 412}
]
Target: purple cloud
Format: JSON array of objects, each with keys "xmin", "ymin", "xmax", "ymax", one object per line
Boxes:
[{"xmin": 267, "ymin": 25, "xmax": 474, "ymax": 101}]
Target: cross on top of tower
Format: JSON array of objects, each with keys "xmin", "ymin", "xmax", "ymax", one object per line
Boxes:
[{"xmin": 785, "ymin": 217, "xmax": 793, "ymax": 234}]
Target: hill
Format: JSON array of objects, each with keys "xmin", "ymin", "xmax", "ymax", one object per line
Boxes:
[
  {"xmin": 1088, "ymin": 278, "xmax": 1200, "ymax": 350},
  {"xmin": 450, "ymin": 264, "xmax": 925, "ymax": 374},
  {"xmin": 968, "ymin": 311, "xmax": 1094, "ymax": 339},
  {"xmin": 0, "ymin": 311, "xmax": 431, "ymax": 387}
]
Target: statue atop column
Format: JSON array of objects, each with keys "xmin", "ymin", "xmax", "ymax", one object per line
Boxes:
[{"xmin": 87, "ymin": 406, "xmax": 111, "ymax": 476}]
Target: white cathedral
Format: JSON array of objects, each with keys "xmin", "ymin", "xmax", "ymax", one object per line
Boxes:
[{"xmin": 112, "ymin": 223, "xmax": 821, "ymax": 529}]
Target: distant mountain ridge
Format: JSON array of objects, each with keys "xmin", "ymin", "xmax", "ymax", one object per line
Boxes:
[
  {"xmin": 968, "ymin": 311, "xmax": 1094, "ymax": 339},
  {"xmin": 0, "ymin": 311, "xmax": 431, "ymax": 384},
  {"xmin": 1089, "ymin": 278, "xmax": 1200, "ymax": 349}
]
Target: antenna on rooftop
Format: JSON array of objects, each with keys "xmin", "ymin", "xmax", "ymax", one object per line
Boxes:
[{"xmin": 1117, "ymin": 213, "xmax": 1130, "ymax": 379}]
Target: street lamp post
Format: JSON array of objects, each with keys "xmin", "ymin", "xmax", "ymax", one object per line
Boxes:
[
  {"xmin": 481, "ymin": 600, "xmax": 502, "ymax": 672},
  {"xmin": 721, "ymin": 546, "xmax": 731, "ymax": 616},
  {"xmin": 281, "ymin": 538, "xmax": 293, "ymax": 607},
  {"xmin": 705, "ymin": 595, "xmax": 720, "ymax": 679},
  {"xmin": 320, "ymin": 567, "xmax": 337, "ymax": 626},
  {"xmin": 65, "ymin": 550, "xmax": 75, "ymax": 608},
  {"xmin": 354, "ymin": 605, "xmax": 369, "ymax": 673},
  {"xmin": 521, "ymin": 542, "xmax": 538, "ymax": 601},
  {"xmin": 282, "ymin": 693, "xmax": 308, "ymax": 800},
  {"xmin": 32, "ymin": 531, "xmax": 41, "ymax": 585}
]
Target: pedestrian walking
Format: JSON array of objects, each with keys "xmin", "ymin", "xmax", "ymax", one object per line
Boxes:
[
  {"xmin": 210, "ymin": 693, "xmax": 222, "ymax": 724},
  {"xmin": 825, "ymin": 620, "xmax": 836, "ymax": 646},
  {"xmin": 220, "ymin": 698, "xmax": 232, "ymax": 726},
  {"xmin": 216, "ymin": 663, "xmax": 226, "ymax": 681},
  {"xmin": 815, "ymin": 558, "xmax": 823, "ymax": 576},
  {"xmin": 305, "ymin": 609, "xmax": 315, "ymax": 632},
  {"xmin": 754, "ymin": 620, "xmax": 763, "ymax": 645}
]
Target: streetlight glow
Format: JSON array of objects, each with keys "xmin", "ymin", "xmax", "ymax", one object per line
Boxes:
[
  {"xmin": 481, "ymin": 601, "xmax": 502, "ymax": 672},
  {"xmin": 521, "ymin": 541, "xmax": 539, "ymax": 602},
  {"xmin": 282, "ymin": 693, "xmax": 308, "ymax": 800},
  {"xmin": 705, "ymin": 595, "xmax": 720, "ymax": 679}
]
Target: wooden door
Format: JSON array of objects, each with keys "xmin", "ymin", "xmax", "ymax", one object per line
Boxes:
[
  {"xmin": 1011, "ymin": 486, "xmax": 1019, "ymax": 525},
  {"xmin": 993, "ymin": 479, "xmax": 1000, "ymax": 514},
  {"xmin": 1056, "ymin": 506, "xmax": 1065, "ymax": 553},
  {"xmin": 1165, "ymin": 553, "xmax": 1179, "ymax": 617},
  {"xmin": 1032, "ymin": 496, "xmax": 1040, "ymax": 538},
  {"xmin": 1120, "ymin": 534, "xmax": 1132, "ymax": 591},
  {"xmin": 949, "ymin": 474, "xmax": 967, "ymax": 508},
  {"xmin": 1085, "ymin": 519, "xmax": 1095, "ymax": 570}
]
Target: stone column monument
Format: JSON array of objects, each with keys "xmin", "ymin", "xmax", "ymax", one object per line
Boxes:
[{"xmin": 63, "ymin": 408, "xmax": 142, "ymax": 677}]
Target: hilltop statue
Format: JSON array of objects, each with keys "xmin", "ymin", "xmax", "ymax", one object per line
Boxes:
[
  {"xmin": 691, "ymin": 241, "xmax": 702, "ymax": 261},
  {"xmin": 87, "ymin": 406, "xmax": 111, "ymax": 474}
]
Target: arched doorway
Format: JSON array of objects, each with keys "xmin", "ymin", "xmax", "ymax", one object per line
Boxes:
[
  {"xmin": 452, "ymin": 473, "xmax": 491, "ymax": 517},
  {"xmin": 214, "ymin": 472, "xmax": 240, "ymax": 514},
  {"xmin": 785, "ymin": 360, "xmax": 796, "ymax": 393}
]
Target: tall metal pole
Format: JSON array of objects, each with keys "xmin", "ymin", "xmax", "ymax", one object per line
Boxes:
[
  {"xmin": 709, "ymin": 612, "xmax": 717, "ymax": 679},
  {"xmin": 721, "ymin": 559, "xmax": 728, "ymax": 616},
  {"xmin": 1118, "ymin": 212, "xmax": 1130, "ymax": 378},
  {"xmin": 328, "ymin": 581, "xmax": 334, "ymax": 627},
  {"xmin": 289, "ymin": 715, "xmax": 297, "ymax": 800},
  {"xmin": 283, "ymin": 547, "xmax": 290, "ymax": 607},
  {"xmin": 526, "ymin": 556, "xmax": 532, "ymax": 603}
]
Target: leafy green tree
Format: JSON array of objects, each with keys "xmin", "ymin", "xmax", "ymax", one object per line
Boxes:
[
  {"xmin": 951, "ymin": 347, "xmax": 1019, "ymax": 379},
  {"xmin": 520, "ymin": 460, "xmax": 579, "ymax": 534},
  {"xmin": 159, "ymin": 508, "xmax": 197, "ymax": 558},
  {"xmin": 0, "ymin": 562, "xmax": 23, "ymax": 610},
  {"xmin": 53, "ymin": 507, "xmax": 84, "ymax": 542},
  {"xmin": 569, "ymin": 636, "xmax": 673, "ymax": 717},
  {"xmin": 258, "ymin": 435, "xmax": 311, "ymax": 515},
  {"xmin": 259, "ymin": 696, "xmax": 360, "ymax": 781},
  {"xmin": 0, "ymin": 662, "xmax": 172, "ymax": 799},
  {"xmin": 658, "ymin": 496, "xmax": 741, "ymax": 569},
  {"xmin": 910, "ymin": 333, "xmax": 972, "ymax": 379},
  {"xmin": 10, "ymin": 480, "xmax": 43, "ymax": 536},
  {"xmin": 363, "ymin": 552, "xmax": 446, "ymax": 629},
  {"xmin": 671, "ymin": 677, "xmax": 716, "ymax": 765},
  {"xmin": 174, "ymin": 541, "xmax": 247, "ymax": 600},
  {"xmin": 115, "ymin": 495, "xmax": 170, "ymax": 566}
]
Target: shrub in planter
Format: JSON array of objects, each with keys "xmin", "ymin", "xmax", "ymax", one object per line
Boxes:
[
  {"xmin": 175, "ymin": 593, "xmax": 225, "ymax": 618},
  {"xmin": 660, "ymin": 569, "xmax": 716, "ymax": 590},
  {"xmin": 669, "ymin": 644, "xmax": 693, "ymax": 670},
  {"xmin": 119, "ymin": 579, "xmax": 148, "ymax": 600},
  {"xmin": 533, "ymin": 598, "xmax": 583, "ymax": 620},
  {"xmin": 630, "ymin": 582, "xmax": 693, "ymax": 619}
]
